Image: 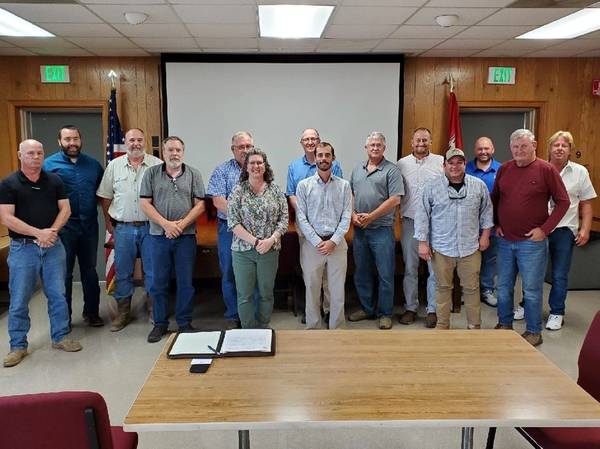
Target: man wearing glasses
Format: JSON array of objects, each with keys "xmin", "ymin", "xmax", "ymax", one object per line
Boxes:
[
  {"xmin": 140, "ymin": 136, "xmax": 205, "ymax": 343},
  {"xmin": 414, "ymin": 148, "xmax": 493, "ymax": 330},
  {"xmin": 207, "ymin": 131, "xmax": 254, "ymax": 329},
  {"xmin": 287, "ymin": 128, "xmax": 343, "ymax": 324}
]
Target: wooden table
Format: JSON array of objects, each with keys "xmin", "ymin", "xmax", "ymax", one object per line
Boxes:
[{"xmin": 124, "ymin": 330, "xmax": 600, "ymax": 449}]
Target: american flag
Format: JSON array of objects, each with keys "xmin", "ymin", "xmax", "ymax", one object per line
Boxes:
[
  {"xmin": 447, "ymin": 91, "xmax": 463, "ymax": 151},
  {"xmin": 104, "ymin": 88, "xmax": 126, "ymax": 294}
]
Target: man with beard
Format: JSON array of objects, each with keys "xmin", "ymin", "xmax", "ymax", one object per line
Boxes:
[
  {"xmin": 465, "ymin": 137, "xmax": 502, "ymax": 307},
  {"xmin": 295, "ymin": 142, "xmax": 352, "ymax": 329},
  {"xmin": 287, "ymin": 128, "xmax": 343, "ymax": 323},
  {"xmin": 140, "ymin": 136, "xmax": 206, "ymax": 343},
  {"xmin": 207, "ymin": 131, "xmax": 254, "ymax": 329},
  {"xmin": 44, "ymin": 125, "xmax": 104, "ymax": 329},
  {"xmin": 96, "ymin": 128, "xmax": 162, "ymax": 332}
]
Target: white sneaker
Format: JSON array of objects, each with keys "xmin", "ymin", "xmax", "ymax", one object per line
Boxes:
[
  {"xmin": 514, "ymin": 305, "xmax": 525, "ymax": 320},
  {"xmin": 546, "ymin": 314, "xmax": 564, "ymax": 330},
  {"xmin": 481, "ymin": 290, "xmax": 497, "ymax": 307}
]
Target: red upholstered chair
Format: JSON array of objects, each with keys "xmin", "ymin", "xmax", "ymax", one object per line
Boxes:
[
  {"xmin": 0, "ymin": 391, "xmax": 138, "ymax": 449},
  {"xmin": 486, "ymin": 311, "xmax": 600, "ymax": 449}
]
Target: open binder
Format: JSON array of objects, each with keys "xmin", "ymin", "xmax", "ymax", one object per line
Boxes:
[{"xmin": 167, "ymin": 328, "xmax": 276, "ymax": 359}]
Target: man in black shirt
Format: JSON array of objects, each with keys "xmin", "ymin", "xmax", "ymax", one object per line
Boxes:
[{"xmin": 0, "ymin": 139, "xmax": 83, "ymax": 368}]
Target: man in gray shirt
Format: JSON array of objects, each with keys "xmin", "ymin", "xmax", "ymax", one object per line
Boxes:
[
  {"xmin": 414, "ymin": 148, "xmax": 493, "ymax": 330},
  {"xmin": 348, "ymin": 132, "xmax": 404, "ymax": 329},
  {"xmin": 296, "ymin": 142, "xmax": 352, "ymax": 330},
  {"xmin": 140, "ymin": 136, "xmax": 205, "ymax": 343}
]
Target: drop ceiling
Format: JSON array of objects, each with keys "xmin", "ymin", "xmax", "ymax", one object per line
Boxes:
[{"xmin": 0, "ymin": 0, "xmax": 598, "ymax": 57}]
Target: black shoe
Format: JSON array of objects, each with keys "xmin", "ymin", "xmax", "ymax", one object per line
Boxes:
[
  {"xmin": 178, "ymin": 323, "xmax": 196, "ymax": 333},
  {"xmin": 147, "ymin": 325, "xmax": 168, "ymax": 343},
  {"xmin": 85, "ymin": 315, "xmax": 105, "ymax": 327},
  {"xmin": 301, "ymin": 313, "xmax": 306, "ymax": 324},
  {"xmin": 323, "ymin": 312, "xmax": 330, "ymax": 329}
]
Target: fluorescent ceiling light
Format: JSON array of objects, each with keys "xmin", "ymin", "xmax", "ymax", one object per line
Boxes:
[
  {"xmin": 517, "ymin": 8, "xmax": 600, "ymax": 39},
  {"xmin": 259, "ymin": 5, "xmax": 334, "ymax": 39},
  {"xmin": 0, "ymin": 8, "xmax": 54, "ymax": 37}
]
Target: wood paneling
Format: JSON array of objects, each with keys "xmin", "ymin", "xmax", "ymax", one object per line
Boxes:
[{"xmin": 403, "ymin": 57, "xmax": 600, "ymax": 230}]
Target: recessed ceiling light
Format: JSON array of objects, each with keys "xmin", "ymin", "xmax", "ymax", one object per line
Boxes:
[
  {"xmin": 517, "ymin": 8, "xmax": 600, "ymax": 39},
  {"xmin": 259, "ymin": 5, "xmax": 334, "ymax": 39},
  {"xmin": 0, "ymin": 8, "xmax": 54, "ymax": 37}
]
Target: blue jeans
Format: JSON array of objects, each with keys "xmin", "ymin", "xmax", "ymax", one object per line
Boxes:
[
  {"xmin": 60, "ymin": 222, "xmax": 100, "ymax": 318},
  {"xmin": 480, "ymin": 235, "xmax": 497, "ymax": 293},
  {"xmin": 497, "ymin": 237, "xmax": 548, "ymax": 333},
  {"xmin": 217, "ymin": 219, "xmax": 238, "ymax": 320},
  {"xmin": 150, "ymin": 234, "xmax": 196, "ymax": 328},
  {"xmin": 7, "ymin": 240, "xmax": 70, "ymax": 350},
  {"xmin": 353, "ymin": 226, "xmax": 395, "ymax": 317},
  {"xmin": 548, "ymin": 227, "xmax": 575, "ymax": 316},
  {"xmin": 113, "ymin": 223, "xmax": 153, "ymax": 301}
]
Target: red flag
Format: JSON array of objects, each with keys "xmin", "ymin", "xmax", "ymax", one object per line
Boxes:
[{"xmin": 448, "ymin": 91, "xmax": 463, "ymax": 151}]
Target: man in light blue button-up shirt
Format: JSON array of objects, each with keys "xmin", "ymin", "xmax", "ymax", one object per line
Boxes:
[
  {"xmin": 296, "ymin": 142, "xmax": 352, "ymax": 330},
  {"xmin": 414, "ymin": 148, "xmax": 493, "ymax": 330}
]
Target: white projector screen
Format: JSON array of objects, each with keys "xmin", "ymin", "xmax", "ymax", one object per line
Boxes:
[{"xmin": 164, "ymin": 60, "xmax": 401, "ymax": 189}]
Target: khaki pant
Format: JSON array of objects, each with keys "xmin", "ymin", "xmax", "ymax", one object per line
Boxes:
[
  {"xmin": 298, "ymin": 235, "xmax": 330, "ymax": 313},
  {"xmin": 431, "ymin": 251, "xmax": 481, "ymax": 329},
  {"xmin": 300, "ymin": 238, "xmax": 347, "ymax": 329}
]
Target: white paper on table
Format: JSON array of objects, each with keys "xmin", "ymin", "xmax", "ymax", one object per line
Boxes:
[
  {"xmin": 169, "ymin": 331, "xmax": 222, "ymax": 356},
  {"xmin": 221, "ymin": 329, "xmax": 272, "ymax": 354}
]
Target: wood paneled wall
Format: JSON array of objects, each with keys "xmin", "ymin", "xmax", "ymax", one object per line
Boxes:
[{"xmin": 403, "ymin": 57, "xmax": 600, "ymax": 230}]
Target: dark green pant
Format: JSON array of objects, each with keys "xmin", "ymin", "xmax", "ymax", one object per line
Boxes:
[{"xmin": 232, "ymin": 249, "xmax": 279, "ymax": 328}]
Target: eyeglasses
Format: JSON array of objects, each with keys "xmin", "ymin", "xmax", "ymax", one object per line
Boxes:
[
  {"xmin": 448, "ymin": 185, "xmax": 466, "ymax": 199},
  {"xmin": 171, "ymin": 177, "xmax": 178, "ymax": 192},
  {"xmin": 235, "ymin": 144, "xmax": 254, "ymax": 150}
]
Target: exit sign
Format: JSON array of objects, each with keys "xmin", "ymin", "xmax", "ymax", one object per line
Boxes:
[
  {"xmin": 487, "ymin": 67, "xmax": 516, "ymax": 85},
  {"xmin": 40, "ymin": 65, "xmax": 70, "ymax": 83}
]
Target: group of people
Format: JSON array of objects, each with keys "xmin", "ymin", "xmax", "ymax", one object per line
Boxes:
[{"xmin": 0, "ymin": 123, "xmax": 595, "ymax": 367}]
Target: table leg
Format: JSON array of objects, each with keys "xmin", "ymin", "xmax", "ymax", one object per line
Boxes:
[
  {"xmin": 238, "ymin": 430, "xmax": 250, "ymax": 449},
  {"xmin": 461, "ymin": 427, "xmax": 474, "ymax": 449}
]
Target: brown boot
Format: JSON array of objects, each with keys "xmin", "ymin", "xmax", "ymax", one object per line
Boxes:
[{"xmin": 110, "ymin": 298, "xmax": 132, "ymax": 332}]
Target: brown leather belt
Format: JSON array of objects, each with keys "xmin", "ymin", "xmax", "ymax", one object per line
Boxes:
[{"xmin": 114, "ymin": 220, "xmax": 148, "ymax": 227}]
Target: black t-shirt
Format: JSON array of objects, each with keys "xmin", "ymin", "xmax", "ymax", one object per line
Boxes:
[{"xmin": 0, "ymin": 170, "xmax": 67, "ymax": 238}]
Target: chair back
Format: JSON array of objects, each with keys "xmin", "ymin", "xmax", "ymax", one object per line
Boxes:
[
  {"xmin": 0, "ymin": 391, "xmax": 114, "ymax": 449},
  {"xmin": 578, "ymin": 311, "xmax": 600, "ymax": 402}
]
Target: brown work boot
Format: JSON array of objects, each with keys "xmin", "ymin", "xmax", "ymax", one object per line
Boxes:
[
  {"xmin": 110, "ymin": 298, "xmax": 132, "ymax": 332},
  {"xmin": 425, "ymin": 312, "xmax": 437, "ymax": 328},
  {"xmin": 348, "ymin": 309, "xmax": 375, "ymax": 322},
  {"xmin": 52, "ymin": 338, "xmax": 82, "ymax": 352},
  {"xmin": 3, "ymin": 349, "xmax": 28, "ymax": 368},
  {"xmin": 494, "ymin": 323, "xmax": 513, "ymax": 330},
  {"xmin": 399, "ymin": 310, "xmax": 416, "ymax": 325},
  {"xmin": 522, "ymin": 331, "xmax": 543, "ymax": 347},
  {"xmin": 378, "ymin": 316, "xmax": 392, "ymax": 330}
]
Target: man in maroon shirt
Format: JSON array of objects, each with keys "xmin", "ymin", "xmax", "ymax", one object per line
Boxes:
[{"xmin": 491, "ymin": 129, "xmax": 569, "ymax": 347}]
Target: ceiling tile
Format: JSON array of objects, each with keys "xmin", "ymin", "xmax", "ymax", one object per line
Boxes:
[
  {"xmin": 195, "ymin": 37, "xmax": 258, "ymax": 49},
  {"xmin": 26, "ymin": 47, "xmax": 95, "ymax": 56},
  {"xmin": 80, "ymin": 0, "xmax": 167, "ymax": 3},
  {"xmin": 390, "ymin": 24, "xmax": 467, "ymax": 38},
  {"xmin": 375, "ymin": 38, "xmax": 444, "ymax": 50},
  {"xmin": 317, "ymin": 38, "xmax": 380, "ymax": 51},
  {"xmin": 343, "ymin": 0, "xmax": 427, "ymax": 5},
  {"xmin": 524, "ymin": 48, "xmax": 582, "ymax": 57},
  {"xmin": 577, "ymin": 30, "xmax": 600, "ymax": 39},
  {"xmin": 187, "ymin": 23, "xmax": 257, "ymax": 38},
  {"xmin": 66, "ymin": 37, "xmax": 137, "ymax": 49},
  {"xmin": 405, "ymin": 7, "xmax": 499, "ymax": 25},
  {"xmin": 1, "ymin": 37, "xmax": 79, "ymax": 48},
  {"xmin": 452, "ymin": 25, "xmax": 536, "ymax": 39},
  {"xmin": 0, "ymin": 39, "xmax": 15, "ymax": 48},
  {"xmin": 0, "ymin": 47, "xmax": 37, "ymax": 55},
  {"xmin": 39, "ymin": 23, "xmax": 122, "ymax": 37},
  {"xmin": 435, "ymin": 38, "xmax": 505, "ymax": 49},
  {"xmin": 259, "ymin": 0, "xmax": 341, "ymax": 4},
  {"xmin": 132, "ymin": 37, "xmax": 198, "ymax": 49},
  {"xmin": 325, "ymin": 24, "xmax": 398, "ymax": 39},
  {"xmin": 492, "ymin": 38, "xmax": 566, "ymax": 50},
  {"xmin": 546, "ymin": 39, "xmax": 600, "ymax": 50},
  {"xmin": 113, "ymin": 23, "xmax": 191, "ymax": 38},
  {"xmin": 91, "ymin": 48, "xmax": 151, "ymax": 56},
  {"xmin": 477, "ymin": 8, "xmax": 578, "ymax": 26},
  {"xmin": 425, "ymin": 0, "xmax": 514, "ymax": 6},
  {"xmin": 419, "ymin": 48, "xmax": 479, "ymax": 56},
  {"xmin": 172, "ymin": 5, "xmax": 256, "ymax": 23},
  {"xmin": 473, "ymin": 47, "xmax": 532, "ymax": 56},
  {"xmin": 259, "ymin": 38, "xmax": 319, "ymax": 51},
  {"xmin": 577, "ymin": 49, "xmax": 600, "ymax": 56},
  {"xmin": 169, "ymin": 0, "xmax": 255, "ymax": 3},
  {"xmin": 332, "ymin": 6, "xmax": 418, "ymax": 24},
  {"xmin": 201, "ymin": 49, "xmax": 258, "ymax": 53},
  {"xmin": 86, "ymin": 4, "xmax": 181, "ymax": 24},
  {"xmin": 0, "ymin": 4, "xmax": 102, "ymax": 23}
]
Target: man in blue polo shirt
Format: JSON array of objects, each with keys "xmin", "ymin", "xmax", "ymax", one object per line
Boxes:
[
  {"xmin": 207, "ymin": 131, "xmax": 254, "ymax": 329},
  {"xmin": 465, "ymin": 136, "xmax": 501, "ymax": 307},
  {"xmin": 44, "ymin": 125, "xmax": 104, "ymax": 329},
  {"xmin": 287, "ymin": 128, "xmax": 343, "ymax": 324}
]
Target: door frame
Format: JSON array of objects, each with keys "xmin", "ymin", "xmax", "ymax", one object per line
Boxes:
[{"xmin": 8, "ymin": 100, "xmax": 108, "ymax": 171}]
